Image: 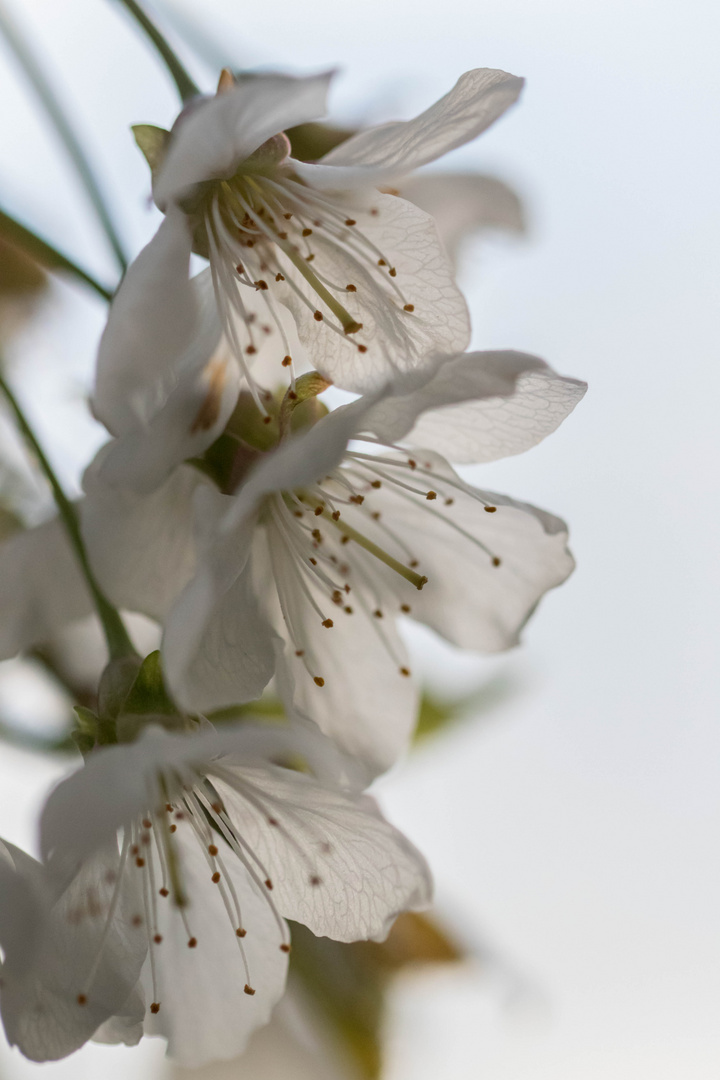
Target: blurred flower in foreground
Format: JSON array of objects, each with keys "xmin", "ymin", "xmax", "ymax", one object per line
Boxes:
[
  {"xmin": 0, "ymin": 710, "xmax": 430, "ymax": 1066},
  {"xmin": 94, "ymin": 67, "xmax": 523, "ymax": 435}
]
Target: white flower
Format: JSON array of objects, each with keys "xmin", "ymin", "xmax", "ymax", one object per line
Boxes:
[
  {"xmin": 26, "ymin": 723, "xmax": 430, "ymax": 1067},
  {"xmin": 94, "ymin": 68, "xmax": 524, "ymax": 443}
]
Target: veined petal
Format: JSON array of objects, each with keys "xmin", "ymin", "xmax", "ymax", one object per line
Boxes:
[
  {"xmin": 0, "ymin": 841, "xmax": 146, "ymax": 1063},
  {"xmin": 274, "ymin": 193, "xmax": 470, "ymax": 392},
  {"xmin": 294, "ymin": 69, "xmax": 524, "ymax": 189},
  {"xmin": 400, "ymin": 171, "xmax": 525, "ymax": 265},
  {"xmin": 0, "ymin": 516, "xmax": 93, "ymax": 661},
  {"xmin": 81, "ymin": 464, "xmax": 204, "ymax": 622},
  {"xmin": 357, "ymin": 350, "xmax": 587, "ymax": 463},
  {"xmin": 214, "ymin": 765, "xmax": 432, "ymax": 942},
  {"xmin": 94, "ymin": 208, "xmax": 196, "ymax": 436},
  {"xmin": 357, "ymin": 452, "xmax": 575, "ymax": 652},
  {"xmin": 155, "ymin": 73, "xmax": 333, "ymax": 208}
]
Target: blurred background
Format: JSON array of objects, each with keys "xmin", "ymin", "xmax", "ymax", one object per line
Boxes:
[{"xmin": 0, "ymin": 0, "xmax": 717, "ymax": 1076}]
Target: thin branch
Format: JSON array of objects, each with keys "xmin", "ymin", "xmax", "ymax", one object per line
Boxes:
[
  {"xmin": 0, "ymin": 208, "xmax": 114, "ymax": 301},
  {"xmin": 113, "ymin": 0, "xmax": 200, "ymax": 102}
]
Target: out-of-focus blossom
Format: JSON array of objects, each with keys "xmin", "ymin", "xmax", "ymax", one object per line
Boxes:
[
  {"xmin": 94, "ymin": 67, "xmax": 524, "ymax": 444},
  {"xmin": 15, "ymin": 722, "xmax": 430, "ymax": 1066}
]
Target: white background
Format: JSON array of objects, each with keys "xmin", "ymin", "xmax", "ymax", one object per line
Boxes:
[{"xmin": 0, "ymin": 0, "xmax": 717, "ymax": 1076}]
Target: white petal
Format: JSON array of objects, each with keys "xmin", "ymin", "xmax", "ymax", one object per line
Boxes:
[
  {"xmin": 0, "ymin": 516, "xmax": 93, "ymax": 660},
  {"xmin": 141, "ymin": 824, "xmax": 289, "ymax": 1068},
  {"xmin": 254, "ymin": 519, "xmax": 418, "ymax": 781},
  {"xmin": 94, "ymin": 208, "xmax": 196, "ymax": 436},
  {"xmin": 155, "ymin": 74, "xmax": 332, "ymax": 208},
  {"xmin": 274, "ymin": 193, "xmax": 470, "ymax": 392},
  {"xmin": 0, "ymin": 841, "xmax": 146, "ymax": 1062},
  {"xmin": 358, "ymin": 452, "xmax": 575, "ymax": 652},
  {"xmin": 214, "ymin": 765, "xmax": 432, "ymax": 942},
  {"xmin": 400, "ymin": 171, "xmax": 525, "ymax": 265},
  {"xmin": 294, "ymin": 69, "xmax": 524, "ymax": 188},
  {"xmin": 81, "ymin": 464, "xmax": 204, "ymax": 622},
  {"xmin": 358, "ymin": 350, "xmax": 587, "ymax": 463}
]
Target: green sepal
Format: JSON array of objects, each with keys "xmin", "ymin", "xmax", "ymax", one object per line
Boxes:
[
  {"xmin": 71, "ymin": 705, "xmax": 99, "ymax": 754},
  {"xmin": 123, "ymin": 650, "xmax": 177, "ymax": 716},
  {"xmin": 285, "ymin": 122, "xmax": 357, "ymax": 162},
  {"xmin": 132, "ymin": 124, "xmax": 171, "ymax": 181}
]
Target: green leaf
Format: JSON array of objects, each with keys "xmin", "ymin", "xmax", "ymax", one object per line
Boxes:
[{"xmin": 132, "ymin": 124, "xmax": 171, "ymax": 180}]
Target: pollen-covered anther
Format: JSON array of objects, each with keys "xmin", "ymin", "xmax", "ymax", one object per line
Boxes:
[
  {"xmin": 135, "ymin": 857, "xmax": 145, "ymax": 868},
  {"xmin": 309, "ymin": 875, "xmax": 322, "ymax": 887},
  {"xmin": 344, "ymin": 605, "xmax": 353, "ymax": 613},
  {"xmin": 492, "ymin": 556, "xmax": 502, "ymax": 567},
  {"xmin": 246, "ymin": 344, "xmax": 257, "ymax": 355},
  {"xmin": 159, "ymin": 887, "xmax": 169, "ymax": 897},
  {"xmin": 403, "ymin": 303, "xmax": 415, "ymax": 312},
  {"xmin": 314, "ymin": 676, "xmax": 325, "ymax": 687},
  {"xmin": 280, "ymin": 943, "xmax": 291, "ymax": 953},
  {"xmin": 208, "ymin": 844, "xmax": 219, "ymax": 856},
  {"xmin": 295, "ymin": 649, "xmax": 305, "ymax": 657},
  {"xmin": 188, "ymin": 937, "xmax": 198, "ymax": 949},
  {"xmin": 236, "ymin": 928, "xmax": 247, "ymax": 937},
  {"xmin": 309, "ymin": 557, "xmax": 318, "ymax": 566},
  {"xmin": 254, "ymin": 279, "xmax": 269, "ymax": 290},
  {"xmin": 346, "ymin": 283, "xmax": 357, "ymax": 292},
  {"xmin": 264, "ymin": 878, "xmax": 273, "ymax": 890},
  {"xmin": 311, "ymin": 528, "xmax": 323, "ymax": 542},
  {"xmin": 169, "ymin": 824, "xmax": 177, "ymax": 833},
  {"xmin": 154, "ymin": 934, "xmax": 163, "ymax": 944},
  {"xmin": 401, "ymin": 603, "xmax": 411, "ymax": 613},
  {"xmin": 371, "ymin": 480, "xmax": 382, "ymax": 488},
  {"xmin": 313, "ymin": 310, "xmax": 323, "ymax": 321},
  {"xmin": 322, "ymin": 618, "xmax": 334, "ymax": 628},
  {"xmin": 445, "ymin": 498, "xmax": 454, "ymax": 506},
  {"xmin": 389, "ymin": 267, "xmax": 397, "ymax": 277},
  {"xmin": 484, "ymin": 505, "xmax": 497, "ymax": 513},
  {"xmin": 417, "ymin": 575, "xmax": 428, "ymax": 590},
  {"xmin": 331, "ymin": 510, "xmax": 341, "ymax": 520},
  {"xmin": 77, "ymin": 994, "xmax": 87, "ymax": 1006},
  {"xmin": 142, "ymin": 818, "xmax": 152, "ymax": 829},
  {"xmin": 344, "ymin": 218, "xmax": 356, "ymax": 226},
  {"xmin": 377, "ymin": 258, "xmax": 387, "ymax": 267},
  {"xmin": 212, "ymin": 872, "xmax": 221, "ymax": 884},
  {"xmin": 150, "ymin": 1003, "xmax": 161, "ymax": 1014},
  {"xmin": 313, "ymin": 505, "xmax": 324, "ymax": 516},
  {"xmin": 132, "ymin": 915, "xmax": 143, "ymax": 927},
  {"xmin": 332, "ymin": 590, "xmax": 343, "ymax": 604},
  {"xmin": 282, "ymin": 354, "xmax": 292, "ymax": 366},
  {"xmin": 343, "ymin": 320, "xmax": 363, "ymax": 335},
  {"xmin": 357, "ymin": 344, "xmax": 367, "ymax": 353},
  {"xmin": 426, "ymin": 491, "xmax": 437, "ymax": 500},
  {"xmin": 349, "ymin": 494, "xmax": 364, "ymax": 505},
  {"xmin": 373, "ymin": 609, "xmax": 383, "ymax": 619},
  {"xmin": 244, "ymin": 985, "xmax": 256, "ymax": 996},
  {"xmin": 399, "ymin": 667, "xmax": 411, "ymax": 677},
  {"xmin": 262, "ymin": 415, "xmax": 272, "ymax": 424}
]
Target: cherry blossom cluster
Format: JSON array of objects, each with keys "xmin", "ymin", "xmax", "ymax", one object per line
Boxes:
[{"xmin": 0, "ymin": 60, "xmax": 585, "ymax": 1067}]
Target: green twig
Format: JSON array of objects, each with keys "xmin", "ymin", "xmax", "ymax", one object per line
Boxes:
[
  {"xmin": 0, "ymin": 0, "xmax": 128, "ymax": 272},
  {"xmin": 0, "ymin": 208, "xmax": 114, "ymax": 301},
  {"xmin": 113, "ymin": 0, "xmax": 200, "ymax": 102},
  {"xmin": 0, "ymin": 371, "xmax": 136, "ymax": 662}
]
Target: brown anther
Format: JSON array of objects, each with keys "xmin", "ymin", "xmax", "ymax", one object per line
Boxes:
[
  {"xmin": 373, "ymin": 609, "xmax": 383, "ymax": 618},
  {"xmin": 370, "ymin": 207, "xmax": 379, "ymax": 216},
  {"xmin": 314, "ymin": 676, "xmax": 325, "ymax": 687},
  {"xmin": 408, "ymin": 459, "xmax": 417, "ymax": 469},
  {"xmin": 378, "ymin": 258, "xmax": 387, "ymax": 266},
  {"xmin": 276, "ymin": 272, "xmax": 286, "ymax": 282},
  {"xmin": 331, "ymin": 510, "xmax": 340, "ymax": 520},
  {"xmin": 346, "ymin": 283, "xmax": 357, "ymax": 292},
  {"xmin": 142, "ymin": 819, "xmax": 152, "ymax": 829},
  {"xmin": 244, "ymin": 985, "xmax": 256, "ymax": 996},
  {"xmin": 404, "ymin": 303, "xmax": 415, "ymax": 312},
  {"xmin": 280, "ymin": 943, "xmax": 291, "ymax": 953},
  {"xmin": 154, "ymin": 934, "xmax": 163, "ymax": 944},
  {"xmin": 175, "ymin": 811, "xmax": 185, "ymax": 820},
  {"xmin": 254, "ymin": 280, "xmax": 269, "ymax": 290},
  {"xmin": 409, "ymin": 558, "xmax": 419, "ymax": 567},
  {"xmin": 332, "ymin": 590, "xmax": 343, "ymax": 604},
  {"xmin": 77, "ymin": 994, "xmax": 87, "ymax": 1006},
  {"xmin": 344, "ymin": 605, "xmax": 353, "ymax": 614},
  {"xmin": 169, "ymin": 824, "xmax": 177, "ymax": 833},
  {"xmin": 302, "ymin": 227, "xmax": 313, "ymax": 237},
  {"xmin": 288, "ymin": 390, "xmax": 298, "ymax": 401},
  {"xmin": 344, "ymin": 218, "xmax": 356, "ymax": 226},
  {"xmin": 141, "ymin": 833, "xmax": 151, "ymax": 845},
  {"xmin": 313, "ymin": 220, "xmax": 322, "ymax": 227},
  {"xmin": 343, "ymin": 582, "xmax": 351, "ymax": 591},
  {"xmin": 445, "ymin": 498, "xmax": 454, "ymax": 506},
  {"xmin": 309, "ymin": 557, "xmax": 317, "ymax": 566},
  {"xmin": 357, "ymin": 344, "xmax": 368, "ymax": 353},
  {"xmin": 262, "ymin": 325, "xmax": 272, "ymax": 334},
  {"xmin": 296, "ymin": 649, "xmax": 305, "ymax": 657},
  {"xmin": 400, "ymin": 667, "xmax": 411, "ymax": 677},
  {"xmin": 282, "ymin": 354, "xmax": 292, "ymax": 366},
  {"xmin": 294, "ymin": 510, "xmax": 303, "ymax": 518},
  {"xmin": 401, "ymin": 604, "xmax": 411, "ymax": 613},
  {"xmin": 130, "ymin": 845, "xmax": 139, "ymax": 856},
  {"xmin": 165, "ymin": 804, "xmax": 173, "ymax": 812},
  {"xmin": 314, "ymin": 505, "xmax": 324, "ymax": 516},
  {"xmin": 150, "ymin": 1003, "xmax": 161, "ymax": 1014},
  {"xmin": 389, "ymin": 268, "xmax": 397, "ymax": 277},
  {"xmin": 311, "ymin": 528, "xmax": 322, "ymax": 541},
  {"xmin": 264, "ymin": 879, "xmax": 273, "ymax": 890},
  {"xmin": 135, "ymin": 857, "xmax": 145, "ymax": 868},
  {"xmin": 283, "ymin": 212, "xmax": 292, "ymax": 220},
  {"xmin": 212, "ymin": 872, "xmax": 221, "ymax": 884},
  {"xmin": 371, "ymin": 480, "xmax": 381, "ymax": 488},
  {"xmin": 159, "ymin": 888, "xmax": 169, "ymax": 898},
  {"xmin": 349, "ymin": 494, "xmax": 365, "ymax": 504},
  {"xmin": 372, "ymin": 511, "xmax": 381, "ymax": 520},
  {"xmin": 306, "ymin": 253, "xmax": 315, "ymax": 262},
  {"xmin": 277, "ymin": 231, "xmax": 288, "ymax": 240},
  {"xmin": 212, "ymin": 803, "xmax": 223, "ymax": 814},
  {"xmin": 340, "ymin": 535, "xmax": 350, "ymax": 545},
  {"xmin": 132, "ymin": 915, "xmax": 143, "ymax": 927},
  {"xmin": 246, "ymin": 344, "xmax": 257, "ymax": 355},
  {"xmin": 322, "ymin": 618, "xmax": 334, "ymax": 628},
  {"xmin": 492, "ymin": 556, "xmax": 502, "ymax": 567},
  {"xmin": 484, "ymin": 505, "xmax": 497, "ymax": 513},
  {"xmin": 313, "ymin": 310, "xmax": 323, "ymax": 321},
  {"xmin": 208, "ymin": 844, "xmax": 218, "ymax": 856},
  {"xmin": 268, "ymin": 817, "xmax": 279, "ymax": 827},
  {"xmin": 426, "ymin": 491, "xmax": 437, "ymax": 500},
  {"xmin": 188, "ymin": 938, "xmax": 198, "ymax": 948},
  {"xmin": 262, "ymin": 415, "xmax": 272, "ymax": 424},
  {"xmin": 236, "ymin": 928, "xmax": 247, "ymax": 937},
  {"xmin": 309, "ymin": 875, "xmax": 322, "ymax": 886}
]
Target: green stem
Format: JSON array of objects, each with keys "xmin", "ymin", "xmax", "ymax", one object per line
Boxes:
[
  {"xmin": 0, "ymin": 1, "xmax": 128, "ymax": 272},
  {"xmin": 0, "ymin": 371, "xmax": 136, "ymax": 661},
  {"xmin": 113, "ymin": 0, "xmax": 200, "ymax": 103},
  {"xmin": 0, "ymin": 208, "xmax": 114, "ymax": 302}
]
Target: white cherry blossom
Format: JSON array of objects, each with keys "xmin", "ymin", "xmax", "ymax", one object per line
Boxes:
[
  {"xmin": 96, "ymin": 67, "xmax": 525, "ymax": 441},
  {"xmin": 31, "ymin": 723, "xmax": 430, "ymax": 1066}
]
